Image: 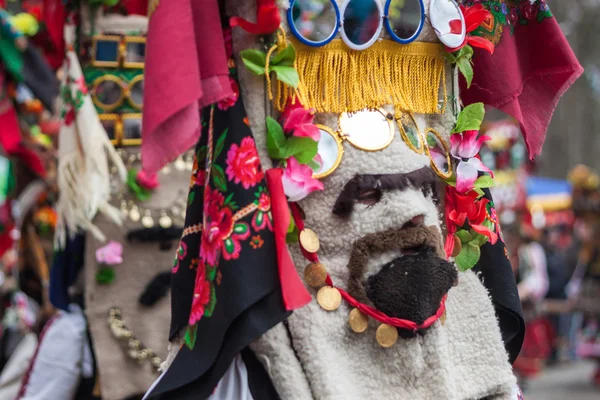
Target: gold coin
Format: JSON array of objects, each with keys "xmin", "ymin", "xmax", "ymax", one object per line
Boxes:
[
  {"xmin": 348, "ymin": 308, "xmax": 368, "ymax": 333},
  {"xmin": 316, "ymin": 286, "xmax": 341, "ymax": 311},
  {"xmin": 441, "ymin": 310, "xmax": 447, "ymax": 326},
  {"xmin": 304, "ymin": 262, "xmax": 327, "ymax": 288},
  {"xmin": 376, "ymin": 324, "xmax": 398, "ymax": 348},
  {"xmin": 299, "ymin": 229, "xmax": 320, "ymax": 253}
]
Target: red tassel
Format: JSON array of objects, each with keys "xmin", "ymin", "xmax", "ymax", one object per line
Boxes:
[{"xmin": 266, "ymin": 168, "xmax": 312, "ymax": 311}]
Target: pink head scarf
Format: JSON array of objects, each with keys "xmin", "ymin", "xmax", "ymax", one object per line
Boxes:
[{"xmin": 142, "ymin": 0, "xmax": 233, "ymax": 172}]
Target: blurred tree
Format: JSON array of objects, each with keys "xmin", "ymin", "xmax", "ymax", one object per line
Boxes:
[{"xmin": 538, "ymin": 1, "xmax": 600, "ymax": 178}]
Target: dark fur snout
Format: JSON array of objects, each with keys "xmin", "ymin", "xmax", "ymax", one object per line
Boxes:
[{"xmin": 365, "ymin": 248, "xmax": 457, "ymax": 337}]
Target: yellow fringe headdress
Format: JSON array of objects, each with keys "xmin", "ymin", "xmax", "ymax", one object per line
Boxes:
[{"xmin": 275, "ymin": 39, "xmax": 447, "ymax": 115}]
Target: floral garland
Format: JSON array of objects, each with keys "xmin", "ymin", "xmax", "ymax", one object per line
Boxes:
[{"xmin": 443, "ymin": 103, "xmax": 499, "ymax": 271}]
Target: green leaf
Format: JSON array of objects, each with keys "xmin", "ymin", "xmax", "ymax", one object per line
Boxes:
[
  {"xmin": 286, "ymin": 217, "xmax": 299, "ymax": 244},
  {"xmin": 184, "ymin": 325, "xmax": 197, "ymax": 350},
  {"xmin": 214, "ymin": 128, "xmax": 228, "ymax": 159},
  {"xmin": 240, "ymin": 49, "xmax": 267, "ymax": 76},
  {"xmin": 270, "ymin": 65, "xmax": 299, "ymax": 88},
  {"xmin": 95, "ymin": 267, "xmax": 116, "ymax": 284},
  {"xmin": 188, "ymin": 191, "xmax": 195, "ymax": 205},
  {"xmin": 474, "ymin": 175, "xmax": 494, "ymax": 189},
  {"xmin": 470, "ymin": 232, "xmax": 489, "ymax": 247},
  {"xmin": 456, "ymin": 56, "xmax": 474, "ymax": 88},
  {"xmin": 456, "ymin": 45, "xmax": 474, "ymax": 60},
  {"xmin": 455, "ymin": 242, "xmax": 481, "ymax": 271},
  {"xmin": 473, "ymin": 187, "xmax": 485, "ymax": 197},
  {"xmin": 308, "ymin": 159, "xmax": 321, "ymax": 172},
  {"xmin": 271, "ymin": 45, "xmax": 296, "ymax": 67},
  {"xmin": 445, "ymin": 52, "xmax": 457, "ymax": 63},
  {"xmin": 266, "ymin": 117, "xmax": 287, "ymax": 159},
  {"xmin": 127, "ymin": 169, "xmax": 152, "ymax": 202},
  {"xmin": 452, "ymin": 102, "xmax": 485, "ymax": 133},
  {"xmin": 212, "ymin": 165, "xmax": 227, "ymax": 192},
  {"xmin": 282, "ymin": 137, "xmax": 318, "ymax": 164},
  {"xmin": 455, "ymin": 229, "xmax": 473, "ymax": 243}
]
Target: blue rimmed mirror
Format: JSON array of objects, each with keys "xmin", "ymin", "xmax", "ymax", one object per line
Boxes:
[
  {"xmin": 384, "ymin": 0, "xmax": 425, "ymax": 43},
  {"xmin": 288, "ymin": 0, "xmax": 340, "ymax": 47}
]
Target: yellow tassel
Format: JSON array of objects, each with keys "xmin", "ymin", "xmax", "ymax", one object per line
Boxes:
[{"xmin": 275, "ymin": 39, "xmax": 447, "ymax": 115}]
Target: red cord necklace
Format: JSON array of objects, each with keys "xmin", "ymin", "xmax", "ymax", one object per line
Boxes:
[{"xmin": 290, "ymin": 203, "xmax": 447, "ymax": 337}]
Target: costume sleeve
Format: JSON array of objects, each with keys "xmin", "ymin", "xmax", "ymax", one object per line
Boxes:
[{"xmin": 460, "ymin": 1, "xmax": 583, "ymax": 158}]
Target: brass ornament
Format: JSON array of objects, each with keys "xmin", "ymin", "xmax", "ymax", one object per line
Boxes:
[
  {"xmin": 159, "ymin": 212, "xmax": 173, "ymax": 229},
  {"xmin": 129, "ymin": 206, "xmax": 141, "ymax": 222},
  {"xmin": 304, "ymin": 262, "xmax": 327, "ymax": 288},
  {"xmin": 376, "ymin": 324, "xmax": 398, "ymax": 348},
  {"xmin": 299, "ymin": 228, "xmax": 320, "ymax": 253},
  {"xmin": 317, "ymin": 286, "xmax": 342, "ymax": 311},
  {"xmin": 141, "ymin": 211, "xmax": 155, "ymax": 228},
  {"xmin": 348, "ymin": 308, "xmax": 369, "ymax": 333},
  {"xmin": 108, "ymin": 307, "xmax": 162, "ymax": 372}
]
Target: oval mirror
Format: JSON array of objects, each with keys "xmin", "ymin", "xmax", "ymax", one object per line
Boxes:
[
  {"xmin": 385, "ymin": 0, "xmax": 424, "ymax": 43},
  {"xmin": 313, "ymin": 125, "xmax": 344, "ymax": 179},
  {"xmin": 340, "ymin": 0, "xmax": 383, "ymax": 50},
  {"xmin": 339, "ymin": 109, "xmax": 393, "ymax": 152},
  {"xmin": 397, "ymin": 112, "xmax": 423, "ymax": 153},
  {"xmin": 129, "ymin": 77, "xmax": 144, "ymax": 109},
  {"xmin": 93, "ymin": 77, "xmax": 124, "ymax": 111},
  {"xmin": 289, "ymin": 0, "xmax": 340, "ymax": 46},
  {"xmin": 425, "ymin": 128, "xmax": 452, "ymax": 178},
  {"xmin": 429, "ymin": 0, "xmax": 465, "ymax": 49}
]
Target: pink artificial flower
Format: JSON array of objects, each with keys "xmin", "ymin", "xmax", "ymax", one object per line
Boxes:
[
  {"xmin": 281, "ymin": 157, "xmax": 324, "ymax": 202},
  {"xmin": 450, "ymin": 130, "xmax": 493, "ymax": 193},
  {"xmin": 281, "ymin": 99, "xmax": 320, "ymax": 141},
  {"xmin": 96, "ymin": 241, "xmax": 124, "ymax": 265},
  {"xmin": 136, "ymin": 170, "xmax": 160, "ymax": 190}
]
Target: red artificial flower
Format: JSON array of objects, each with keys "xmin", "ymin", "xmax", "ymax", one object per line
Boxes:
[
  {"xmin": 189, "ymin": 259, "xmax": 211, "ymax": 325},
  {"xmin": 448, "ymin": 4, "xmax": 495, "ymax": 54},
  {"xmin": 226, "ymin": 137, "xmax": 264, "ymax": 189},
  {"xmin": 229, "ymin": 0, "xmax": 280, "ymax": 35},
  {"xmin": 445, "ymin": 186, "xmax": 498, "ymax": 245},
  {"xmin": 201, "ymin": 189, "xmax": 234, "ymax": 266}
]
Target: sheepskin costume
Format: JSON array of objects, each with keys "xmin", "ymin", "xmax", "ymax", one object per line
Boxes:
[{"xmin": 230, "ymin": 1, "xmax": 516, "ymax": 398}]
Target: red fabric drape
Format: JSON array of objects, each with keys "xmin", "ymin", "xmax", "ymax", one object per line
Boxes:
[{"xmin": 461, "ymin": 17, "xmax": 583, "ymax": 159}]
